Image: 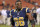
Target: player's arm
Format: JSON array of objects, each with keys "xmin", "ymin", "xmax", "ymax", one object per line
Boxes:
[
  {"xmin": 26, "ymin": 13, "xmax": 35, "ymax": 27},
  {"xmin": 26, "ymin": 8, "xmax": 35, "ymax": 27}
]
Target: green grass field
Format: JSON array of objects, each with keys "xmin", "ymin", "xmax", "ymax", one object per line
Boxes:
[
  {"xmin": 28, "ymin": 24, "xmax": 40, "ymax": 27},
  {"xmin": 0, "ymin": 24, "xmax": 40, "ymax": 27}
]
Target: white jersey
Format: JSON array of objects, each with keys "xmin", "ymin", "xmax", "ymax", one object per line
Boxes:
[
  {"xmin": 1, "ymin": 9, "xmax": 7, "ymax": 16},
  {"xmin": 36, "ymin": 8, "xmax": 40, "ymax": 14}
]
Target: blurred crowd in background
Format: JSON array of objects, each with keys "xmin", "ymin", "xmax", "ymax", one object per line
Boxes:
[{"xmin": 0, "ymin": 0, "xmax": 40, "ymax": 25}]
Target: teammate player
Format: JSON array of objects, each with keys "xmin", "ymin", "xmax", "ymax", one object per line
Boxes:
[{"xmin": 11, "ymin": 0, "xmax": 35, "ymax": 27}]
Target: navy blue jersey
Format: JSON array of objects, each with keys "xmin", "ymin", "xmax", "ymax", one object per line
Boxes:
[
  {"xmin": 6, "ymin": 10, "xmax": 10, "ymax": 18},
  {"xmin": 11, "ymin": 8, "xmax": 30, "ymax": 17},
  {"xmin": 11, "ymin": 8, "xmax": 30, "ymax": 27}
]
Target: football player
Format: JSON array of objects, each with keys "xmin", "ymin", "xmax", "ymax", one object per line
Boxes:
[{"xmin": 10, "ymin": 0, "xmax": 35, "ymax": 27}]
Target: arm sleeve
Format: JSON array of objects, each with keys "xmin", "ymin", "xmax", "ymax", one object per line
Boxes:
[
  {"xmin": 11, "ymin": 10, "xmax": 14, "ymax": 16},
  {"xmin": 26, "ymin": 8, "xmax": 30, "ymax": 13}
]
